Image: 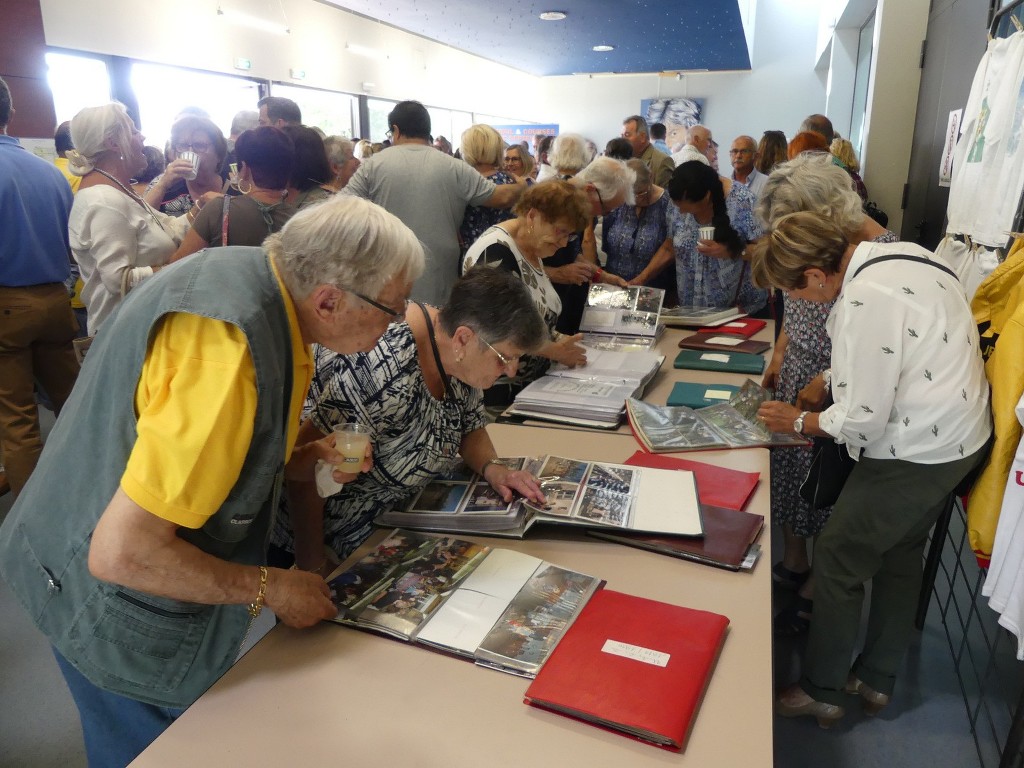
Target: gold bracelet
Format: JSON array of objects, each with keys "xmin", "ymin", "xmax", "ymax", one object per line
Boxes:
[{"xmin": 248, "ymin": 565, "xmax": 268, "ymax": 618}]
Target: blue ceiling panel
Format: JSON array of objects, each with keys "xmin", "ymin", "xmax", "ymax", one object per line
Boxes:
[{"xmin": 323, "ymin": 0, "xmax": 751, "ymax": 76}]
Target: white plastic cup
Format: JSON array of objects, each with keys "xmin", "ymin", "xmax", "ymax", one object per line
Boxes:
[
  {"xmin": 698, "ymin": 225, "xmax": 715, "ymax": 241},
  {"xmin": 332, "ymin": 422, "xmax": 370, "ymax": 468},
  {"xmin": 179, "ymin": 150, "xmax": 200, "ymax": 181}
]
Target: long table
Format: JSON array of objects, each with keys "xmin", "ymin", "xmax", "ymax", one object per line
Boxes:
[{"xmin": 131, "ymin": 425, "xmax": 772, "ymax": 767}]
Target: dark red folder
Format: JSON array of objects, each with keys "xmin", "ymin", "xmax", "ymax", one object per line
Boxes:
[
  {"xmin": 623, "ymin": 450, "xmax": 760, "ymax": 511},
  {"xmin": 696, "ymin": 317, "xmax": 767, "ymax": 337},
  {"xmin": 677, "ymin": 332, "xmax": 770, "ymax": 355},
  {"xmin": 524, "ymin": 589, "xmax": 729, "ymax": 750},
  {"xmin": 587, "ymin": 504, "xmax": 764, "ymax": 570}
]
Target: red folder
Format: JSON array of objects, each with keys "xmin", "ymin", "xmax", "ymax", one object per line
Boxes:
[
  {"xmin": 524, "ymin": 589, "xmax": 729, "ymax": 750},
  {"xmin": 696, "ymin": 317, "xmax": 767, "ymax": 337},
  {"xmin": 623, "ymin": 450, "xmax": 759, "ymax": 511},
  {"xmin": 677, "ymin": 332, "xmax": 770, "ymax": 355}
]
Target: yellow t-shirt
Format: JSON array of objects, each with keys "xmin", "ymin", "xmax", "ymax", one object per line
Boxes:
[{"xmin": 121, "ymin": 260, "xmax": 312, "ymax": 529}]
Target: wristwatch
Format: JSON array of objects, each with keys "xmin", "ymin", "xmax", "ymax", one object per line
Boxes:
[{"xmin": 793, "ymin": 411, "xmax": 809, "ymax": 435}]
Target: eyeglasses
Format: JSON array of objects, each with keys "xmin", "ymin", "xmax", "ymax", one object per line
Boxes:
[
  {"xmin": 594, "ymin": 187, "xmax": 619, "ymax": 216},
  {"xmin": 478, "ymin": 335, "xmax": 519, "ymax": 369},
  {"xmin": 175, "ymin": 141, "xmax": 212, "ymax": 154},
  {"xmin": 385, "ymin": 129, "xmax": 394, "ymax": 141},
  {"xmin": 349, "ymin": 290, "xmax": 407, "ymax": 322},
  {"xmin": 729, "ymin": 149, "xmax": 754, "ymax": 156},
  {"xmin": 504, "ymin": 156, "xmax": 523, "ymax": 164}
]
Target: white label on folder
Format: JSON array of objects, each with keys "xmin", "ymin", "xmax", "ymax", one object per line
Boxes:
[
  {"xmin": 700, "ymin": 353, "xmax": 731, "ymax": 363},
  {"xmin": 705, "ymin": 389, "xmax": 732, "ymax": 400},
  {"xmin": 601, "ymin": 639, "xmax": 669, "ymax": 667},
  {"xmin": 723, "ymin": 321, "xmax": 745, "ymax": 328},
  {"xmin": 706, "ymin": 335, "xmax": 743, "ymax": 346}
]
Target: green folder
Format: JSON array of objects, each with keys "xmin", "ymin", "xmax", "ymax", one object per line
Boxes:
[
  {"xmin": 673, "ymin": 349, "xmax": 766, "ymax": 374},
  {"xmin": 667, "ymin": 382, "xmax": 741, "ymax": 409}
]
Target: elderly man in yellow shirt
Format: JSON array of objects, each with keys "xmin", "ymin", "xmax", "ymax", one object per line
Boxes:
[{"xmin": 0, "ymin": 195, "xmax": 425, "ymax": 766}]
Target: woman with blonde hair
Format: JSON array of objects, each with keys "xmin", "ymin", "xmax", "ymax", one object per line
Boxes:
[
  {"xmin": 67, "ymin": 103, "xmax": 191, "ymax": 332},
  {"xmin": 459, "ymin": 124, "xmax": 518, "ymax": 251},
  {"xmin": 755, "ymin": 210, "xmax": 990, "ymax": 726},
  {"xmin": 756, "ymin": 153, "xmax": 895, "ymax": 635},
  {"xmin": 503, "ymin": 144, "xmax": 534, "ymax": 179}
]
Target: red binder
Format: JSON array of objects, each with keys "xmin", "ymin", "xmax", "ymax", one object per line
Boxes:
[
  {"xmin": 696, "ymin": 317, "xmax": 767, "ymax": 337},
  {"xmin": 524, "ymin": 589, "xmax": 729, "ymax": 750},
  {"xmin": 623, "ymin": 450, "xmax": 759, "ymax": 511}
]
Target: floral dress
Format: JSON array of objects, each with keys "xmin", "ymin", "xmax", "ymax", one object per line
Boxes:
[
  {"xmin": 459, "ymin": 170, "xmax": 517, "ymax": 255},
  {"xmin": 770, "ymin": 230, "xmax": 898, "ymax": 536},
  {"xmin": 603, "ymin": 192, "xmax": 674, "ymax": 290},
  {"xmin": 670, "ymin": 182, "xmax": 767, "ymax": 313}
]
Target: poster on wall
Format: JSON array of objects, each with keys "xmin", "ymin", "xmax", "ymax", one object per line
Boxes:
[
  {"xmin": 489, "ymin": 124, "xmax": 559, "ymax": 147},
  {"xmin": 641, "ymin": 98, "xmax": 705, "ymax": 153},
  {"xmin": 939, "ymin": 109, "xmax": 963, "ymax": 187}
]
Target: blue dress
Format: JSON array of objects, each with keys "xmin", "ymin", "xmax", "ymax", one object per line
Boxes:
[
  {"xmin": 603, "ymin": 192, "xmax": 673, "ymax": 290},
  {"xmin": 459, "ymin": 170, "xmax": 517, "ymax": 254},
  {"xmin": 670, "ymin": 182, "xmax": 766, "ymax": 313}
]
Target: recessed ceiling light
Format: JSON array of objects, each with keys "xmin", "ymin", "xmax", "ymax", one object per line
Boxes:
[
  {"xmin": 593, "ymin": 44, "xmax": 615, "ymax": 52},
  {"xmin": 539, "ymin": 11, "xmax": 567, "ymax": 21}
]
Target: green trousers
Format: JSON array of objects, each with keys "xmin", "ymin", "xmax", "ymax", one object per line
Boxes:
[{"xmin": 800, "ymin": 447, "xmax": 985, "ymax": 706}]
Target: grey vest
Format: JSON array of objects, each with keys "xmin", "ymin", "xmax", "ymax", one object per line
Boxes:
[{"xmin": 0, "ymin": 247, "xmax": 294, "ymax": 708}]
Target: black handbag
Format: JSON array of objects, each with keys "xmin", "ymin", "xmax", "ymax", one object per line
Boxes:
[{"xmin": 799, "ymin": 437, "xmax": 856, "ymax": 510}]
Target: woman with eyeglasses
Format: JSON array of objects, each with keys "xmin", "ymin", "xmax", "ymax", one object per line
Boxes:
[
  {"xmin": 144, "ymin": 114, "xmax": 228, "ymax": 216},
  {"xmin": 503, "ymin": 144, "xmax": 534, "ymax": 179},
  {"xmin": 269, "ymin": 267, "xmax": 548, "ymax": 570},
  {"xmin": 462, "ymin": 180, "xmax": 594, "ymax": 405},
  {"xmin": 169, "ymin": 126, "xmax": 297, "ymax": 262},
  {"xmin": 66, "ymin": 103, "xmax": 191, "ymax": 333},
  {"xmin": 603, "ymin": 159, "xmax": 675, "ymax": 296}
]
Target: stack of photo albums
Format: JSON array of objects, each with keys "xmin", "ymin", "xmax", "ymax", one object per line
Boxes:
[
  {"xmin": 327, "ymin": 528, "xmax": 730, "ymax": 750},
  {"xmin": 507, "ymin": 286, "xmax": 666, "ymax": 428}
]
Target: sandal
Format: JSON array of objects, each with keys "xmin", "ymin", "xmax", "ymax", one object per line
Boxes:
[
  {"xmin": 772, "ymin": 563, "xmax": 810, "ymax": 590},
  {"xmin": 774, "ymin": 596, "xmax": 813, "ymax": 636}
]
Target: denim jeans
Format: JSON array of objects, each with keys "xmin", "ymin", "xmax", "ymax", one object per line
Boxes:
[{"xmin": 53, "ymin": 649, "xmax": 184, "ymax": 768}]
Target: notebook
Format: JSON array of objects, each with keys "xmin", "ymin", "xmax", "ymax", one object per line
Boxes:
[
  {"xmin": 696, "ymin": 317, "xmax": 767, "ymax": 337},
  {"xmin": 524, "ymin": 589, "xmax": 729, "ymax": 750},
  {"xmin": 622, "ymin": 450, "xmax": 760, "ymax": 511},
  {"xmin": 677, "ymin": 332, "xmax": 771, "ymax": 356},
  {"xmin": 673, "ymin": 349, "xmax": 766, "ymax": 375},
  {"xmin": 666, "ymin": 382, "xmax": 740, "ymax": 409}
]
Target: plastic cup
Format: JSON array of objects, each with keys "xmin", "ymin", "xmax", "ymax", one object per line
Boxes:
[
  {"xmin": 698, "ymin": 225, "xmax": 715, "ymax": 241},
  {"xmin": 179, "ymin": 150, "xmax": 200, "ymax": 181},
  {"xmin": 332, "ymin": 423, "xmax": 370, "ymax": 468}
]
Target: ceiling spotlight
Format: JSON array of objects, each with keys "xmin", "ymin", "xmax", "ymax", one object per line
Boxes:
[
  {"xmin": 592, "ymin": 44, "xmax": 615, "ymax": 52},
  {"xmin": 539, "ymin": 11, "xmax": 567, "ymax": 21}
]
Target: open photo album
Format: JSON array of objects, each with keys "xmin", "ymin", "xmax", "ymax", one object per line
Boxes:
[
  {"xmin": 578, "ymin": 284, "xmax": 666, "ymax": 349},
  {"xmin": 328, "ymin": 529, "xmax": 603, "ymax": 677},
  {"xmin": 376, "ymin": 455, "xmax": 703, "ymax": 538}
]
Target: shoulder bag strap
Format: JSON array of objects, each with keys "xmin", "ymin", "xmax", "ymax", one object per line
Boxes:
[
  {"xmin": 220, "ymin": 195, "xmax": 231, "ymax": 246},
  {"xmin": 852, "ymin": 253, "xmax": 957, "ymax": 280}
]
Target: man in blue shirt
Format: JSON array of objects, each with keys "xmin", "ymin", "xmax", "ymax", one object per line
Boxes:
[
  {"xmin": 0, "ymin": 76, "xmax": 79, "ymax": 497},
  {"xmin": 650, "ymin": 122, "xmax": 672, "ymax": 155}
]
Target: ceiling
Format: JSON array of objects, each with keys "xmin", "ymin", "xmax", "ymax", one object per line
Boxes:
[{"xmin": 322, "ymin": 0, "xmax": 752, "ymax": 77}]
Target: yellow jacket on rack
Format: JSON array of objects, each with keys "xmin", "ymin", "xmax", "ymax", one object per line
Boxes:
[{"xmin": 969, "ymin": 238, "xmax": 1024, "ymax": 563}]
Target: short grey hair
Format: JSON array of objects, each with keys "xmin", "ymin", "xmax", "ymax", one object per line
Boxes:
[
  {"xmin": 268, "ymin": 195, "xmax": 425, "ymax": 301},
  {"xmin": 549, "ymin": 133, "xmax": 590, "ymax": 174},
  {"xmin": 323, "ymin": 136, "xmax": 355, "ymax": 166},
  {"xmin": 576, "ymin": 156, "xmax": 636, "ymax": 205},
  {"xmin": 756, "ymin": 152, "xmax": 865, "ymax": 235},
  {"xmin": 68, "ymin": 102, "xmax": 134, "ymax": 175},
  {"xmin": 441, "ymin": 268, "xmax": 546, "ymax": 352},
  {"xmin": 230, "ymin": 110, "xmax": 259, "ymax": 137},
  {"xmin": 624, "ymin": 114, "xmax": 649, "ymax": 137}
]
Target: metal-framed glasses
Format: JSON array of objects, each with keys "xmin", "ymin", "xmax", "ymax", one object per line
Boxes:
[
  {"xmin": 350, "ymin": 290, "xmax": 407, "ymax": 323},
  {"xmin": 478, "ymin": 335, "xmax": 519, "ymax": 369},
  {"xmin": 174, "ymin": 140, "xmax": 212, "ymax": 154}
]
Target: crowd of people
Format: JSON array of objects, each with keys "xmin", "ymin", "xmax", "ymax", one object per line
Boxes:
[{"xmin": 0, "ymin": 65, "xmax": 995, "ymax": 764}]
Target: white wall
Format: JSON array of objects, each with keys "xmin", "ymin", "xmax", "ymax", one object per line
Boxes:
[
  {"xmin": 532, "ymin": 0, "xmax": 825, "ymax": 150},
  {"xmin": 38, "ymin": 0, "xmax": 542, "ymax": 122}
]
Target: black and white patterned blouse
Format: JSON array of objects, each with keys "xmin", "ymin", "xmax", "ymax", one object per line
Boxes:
[
  {"xmin": 820, "ymin": 240, "xmax": 991, "ymax": 462},
  {"xmin": 271, "ymin": 321, "xmax": 488, "ymax": 559}
]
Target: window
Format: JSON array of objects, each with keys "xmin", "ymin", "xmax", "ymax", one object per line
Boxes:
[
  {"xmin": 130, "ymin": 62, "xmax": 261, "ymax": 149},
  {"xmin": 46, "ymin": 51, "xmax": 111, "ymax": 123},
  {"xmin": 270, "ymin": 83, "xmax": 356, "ymax": 138},
  {"xmin": 849, "ymin": 12, "xmax": 876, "ymax": 161},
  {"xmin": 367, "ymin": 97, "xmax": 398, "ymax": 142}
]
